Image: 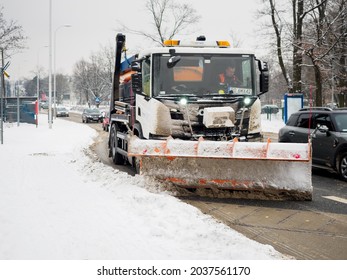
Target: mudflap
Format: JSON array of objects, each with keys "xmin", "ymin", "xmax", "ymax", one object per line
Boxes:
[{"xmin": 129, "ymin": 136, "xmax": 312, "ymax": 201}]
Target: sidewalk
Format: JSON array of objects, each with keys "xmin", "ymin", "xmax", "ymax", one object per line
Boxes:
[{"xmin": 261, "ymin": 113, "xmax": 284, "ymax": 142}]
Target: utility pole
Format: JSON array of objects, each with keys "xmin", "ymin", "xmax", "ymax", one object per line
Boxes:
[
  {"xmin": 0, "ymin": 48, "xmax": 5, "ymax": 144},
  {"xmin": 36, "ymin": 45, "xmax": 48, "ymax": 128},
  {"xmin": 48, "ymin": 0, "xmax": 53, "ymax": 129}
]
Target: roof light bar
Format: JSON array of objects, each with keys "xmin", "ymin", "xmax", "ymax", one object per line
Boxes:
[
  {"xmin": 163, "ymin": 40, "xmax": 180, "ymax": 47},
  {"xmin": 163, "ymin": 39, "xmax": 230, "ymax": 48},
  {"xmin": 217, "ymin": 40, "xmax": 231, "ymax": 48}
]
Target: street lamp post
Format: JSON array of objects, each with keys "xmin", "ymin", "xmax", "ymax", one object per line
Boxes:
[
  {"xmin": 0, "ymin": 48, "xmax": 5, "ymax": 144},
  {"xmin": 53, "ymin": 24, "xmax": 71, "ymax": 119},
  {"xmin": 36, "ymin": 45, "xmax": 48, "ymax": 128},
  {"xmin": 48, "ymin": 0, "xmax": 53, "ymax": 129}
]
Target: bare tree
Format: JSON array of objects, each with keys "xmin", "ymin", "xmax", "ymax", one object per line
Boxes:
[
  {"xmin": 118, "ymin": 0, "xmax": 200, "ymax": 46},
  {"xmin": 55, "ymin": 74, "xmax": 70, "ymax": 103},
  {"xmin": 96, "ymin": 43, "xmax": 115, "ymax": 102},
  {"xmin": 267, "ymin": 0, "xmax": 292, "ymax": 91},
  {"xmin": 261, "ymin": 0, "xmax": 346, "ymax": 106},
  {"xmin": 292, "ymin": 0, "xmax": 305, "ymax": 93},
  {"xmin": 73, "ymin": 59, "xmax": 90, "ymax": 105},
  {"xmin": 72, "ymin": 45, "xmax": 115, "ymax": 106},
  {"xmin": 228, "ymin": 30, "xmax": 243, "ymax": 48},
  {"xmin": 302, "ymin": 0, "xmax": 346, "ymax": 106},
  {"xmin": 0, "ymin": 5, "xmax": 26, "ymax": 53},
  {"xmin": 330, "ymin": 0, "xmax": 347, "ymax": 106}
]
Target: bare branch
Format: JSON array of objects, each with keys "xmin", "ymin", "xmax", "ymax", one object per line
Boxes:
[
  {"xmin": 0, "ymin": 5, "xmax": 26, "ymax": 53},
  {"xmin": 116, "ymin": 0, "xmax": 200, "ymax": 46},
  {"xmin": 300, "ymin": 0, "xmax": 328, "ymax": 20}
]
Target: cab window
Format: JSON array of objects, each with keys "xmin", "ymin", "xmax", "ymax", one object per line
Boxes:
[{"xmin": 142, "ymin": 59, "xmax": 151, "ymax": 96}]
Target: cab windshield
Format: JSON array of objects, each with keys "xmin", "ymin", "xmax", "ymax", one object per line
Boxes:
[{"xmin": 152, "ymin": 53, "xmax": 255, "ymax": 97}]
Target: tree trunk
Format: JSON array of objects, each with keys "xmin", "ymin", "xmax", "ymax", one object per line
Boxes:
[
  {"xmin": 337, "ymin": 1, "xmax": 347, "ymax": 107},
  {"xmin": 269, "ymin": 0, "xmax": 291, "ymax": 91},
  {"xmin": 313, "ymin": 63, "xmax": 323, "ymax": 106},
  {"xmin": 292, "ymin": 0, "xmax": 304, "ymax": 93}
]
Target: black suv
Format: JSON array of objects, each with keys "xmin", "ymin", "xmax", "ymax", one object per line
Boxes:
[{"xmin": 278, "ymin": 107, "xmax": 347, "ymax": 181}]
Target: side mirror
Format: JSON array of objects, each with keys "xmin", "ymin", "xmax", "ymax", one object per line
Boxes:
[
  {"xmin": 131, "ymin": 73, "xmax": 150, "ymax": 100},
  {"xmin": 131, "ymin": 73, "xmax": 143, "ymax": 95},
  {"xmin": 318, "ymin": 124, "xmax": 329, "ymax": 134},
  {"xmin": 167, "ymin": 55, "xmax": 181, "ymax": 68},
  {"xmin": 259, "ymin": 71, "xmax": 269, "ymax": 95},
  {"xmin": 257, "ymin": 60, "xmax": 269, "ymax": 95},
  {"xmin": 258, "ymin": 60, "xmax": 269, "ymax": 72},
  {"xmin": 131, "ymin": 61, "xmax": 141, "ymax": 72}
]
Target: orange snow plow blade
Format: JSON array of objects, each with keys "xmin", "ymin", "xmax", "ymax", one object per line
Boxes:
[{"xmin": 128, "ymin": 136, "xmax": 312, "ymax": 200}]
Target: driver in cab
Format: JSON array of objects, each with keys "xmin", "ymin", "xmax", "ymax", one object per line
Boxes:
[{"xmin": 218, "ymin": 65, "xmax": 241, "ymax": 94}]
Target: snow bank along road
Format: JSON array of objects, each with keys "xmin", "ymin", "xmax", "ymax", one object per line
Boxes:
[
  {"xmin": 74, "ymin": 113, "xmax": 347, "ymax": 260},
  {"xmin": 0, "ymin": 117, "xmax": 286, "ymax": 260}
]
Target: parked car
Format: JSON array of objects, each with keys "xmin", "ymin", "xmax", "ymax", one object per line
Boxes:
[
  {"xmin": 55, "ymin": 107, "xmax": 69, "ymax": 117},
  {"xmin": 278, "ymin": 107, "xmax": 347, "ymax": 181},
  {"xmin": 325, "ymin": 102, "xmax": 338, "ymax": 109},
  {"xmin": 40, "ymin": 101, "xmax": 49, "ymax": 109},
  {"xmin": 82, "ymin": 108, "xmax": 103, "ymax": 123},
  {"xmin": 102, "ymin": 111, "xmax": 110, "ymax": 131},
  {"xmin": 261, "ymin": 104, "xmax": 279, "ymax": 114}
]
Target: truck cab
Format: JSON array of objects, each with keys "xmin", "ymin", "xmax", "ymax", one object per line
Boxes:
[{"xmin": 109, "ymin": 34, "xmax": 269, "ymax": 165}]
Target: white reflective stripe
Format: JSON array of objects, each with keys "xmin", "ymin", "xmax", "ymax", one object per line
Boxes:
[{"xmin": 323, "ymin": 196, "xmax": 347, "ymax": 204}]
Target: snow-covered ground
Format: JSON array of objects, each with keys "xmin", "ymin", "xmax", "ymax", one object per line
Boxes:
[
  {"xmin": 0, "ymin": 114, "xmax": 287, "ymax": 260},
  {"xmin": 261, "ymin": 112, "xmax": 285, "ymax": 133}
]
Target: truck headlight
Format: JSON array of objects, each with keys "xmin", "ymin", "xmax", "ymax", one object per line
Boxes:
[
  {"xmin": 180, "ymin": 98, "xmax": 188, "ymax": 106},
  {"xmin": 244, "ymin": 97, "xmax": 251, "ymax": 106}
]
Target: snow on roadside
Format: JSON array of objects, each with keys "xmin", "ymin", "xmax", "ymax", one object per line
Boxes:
[
  {"xmin": 261, "ymin": 113, "xmax": 285, "ymax": 133},
  {"xmin": 0, "ymin": 118, "xmax": 286, "ymax": 260}
]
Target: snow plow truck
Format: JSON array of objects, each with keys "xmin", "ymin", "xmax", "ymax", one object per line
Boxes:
[{"xmin": 108, "ymin": 33, "xmax": 312, "ymax": 200}]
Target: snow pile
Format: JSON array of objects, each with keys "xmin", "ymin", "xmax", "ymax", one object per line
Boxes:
[
  {"xmin": 261, "ymin": 113, "xmax": 285, "ymax": 133},
  {"xmin": 0, "ymin": 119, "xmax": 286, "ymax": 260}
]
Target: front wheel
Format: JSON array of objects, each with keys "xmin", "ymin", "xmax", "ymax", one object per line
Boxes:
[
  {"xmin": 338, "ymin": 152, "xmax": 347, "ymax": 181},
  {"xmin": 110, "ymin": 124, "xmax": 124, "ymax": 165},
  {"xmin": 132, "ymin": 157, "xmax": 141, "ymax": 175}
]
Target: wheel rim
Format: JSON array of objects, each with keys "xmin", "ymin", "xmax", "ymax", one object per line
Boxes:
[{"xmin": 340, "ymin": 156, "xmax": 347, "ymax": 179}]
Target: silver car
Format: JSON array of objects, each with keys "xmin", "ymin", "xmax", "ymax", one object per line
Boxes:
[{"xmin": 55, "ymin": 107, "xmax": 69, "ymax": 117}]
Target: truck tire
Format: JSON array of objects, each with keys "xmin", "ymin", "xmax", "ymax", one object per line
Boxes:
[
  {"xmin": 110, "ymin": 124, "xmax": 124, "ymax": 165},
  {"xmin": 132, "ymin": 122, "xmax": 143, "ymax": 174},
  {"xmin": 132, "ymin": 157, "xmax": 141, "ymax": 175}
]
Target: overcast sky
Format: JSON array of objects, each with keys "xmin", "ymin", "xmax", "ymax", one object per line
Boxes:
[{"xmin": 2, "ymin": 0, "xmax": 266, "ymax": 79}]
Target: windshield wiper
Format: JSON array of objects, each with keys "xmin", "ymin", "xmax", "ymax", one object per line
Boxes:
[{"xmin": 157, "ymin": 93, "xmax": 197, "ymax": 97}]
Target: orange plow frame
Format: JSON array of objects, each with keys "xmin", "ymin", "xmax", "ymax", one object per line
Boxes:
[{"xmin": 128, "ymin": 136, "xmax": 313, "ymax": 200}]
